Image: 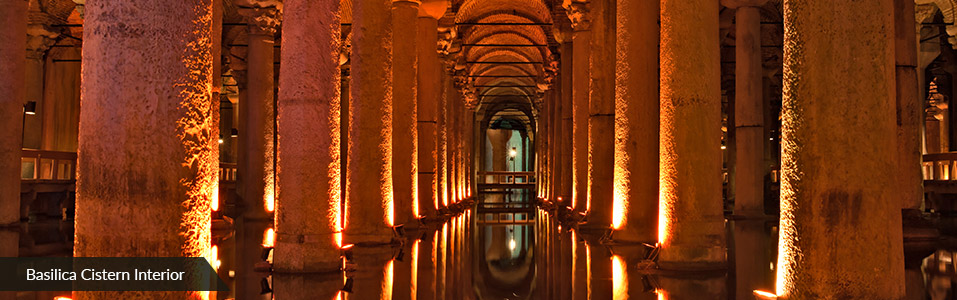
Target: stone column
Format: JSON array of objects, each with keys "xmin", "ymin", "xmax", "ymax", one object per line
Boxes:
[
  {"xmin": 564, "ymin": 1, "xmax": 590, "ymax": 212},
  {"xmin": 29, "ymin": 13, "xmax": 59, "ymax": 151},
  {"xmin": 613, "ymin": 0, "xmax": 658, "ymax": 242},
  {"xmin": 415, "ymin": 1, "xmax": 446, "ymax": 218},
  {"xmin": 274, "ymin": 0, "xmax": 342, "ymax": 273},
  {"xmin": 437, "ymin": 64, "xmax": 449, "ymax": 209},
  {"xmin": 0, "ymin": 0, "xmax": 25, "ymax": 226},
  {"xmin": 559, "ymin": 33, "xmax": 574, "ymax": 206},
  {"xmin": 659, "ymin": 0, "xmax": 726, "ymax": 269},
  {"xmin": 393, "ymin": 0, "xmax": 420, "ymax": 226},
  {"xmin": 551, "ymin": 88, "xmax": 562, "ymax": 202},
  {"xmin": 238, "ymin": 3, "xmax": 280, "ymax": 220},
  {"xmin": 776, "ymin": 0, "xmax": 904, "ymax": 298},
  {"xmin": 348, "ymin": 0, "xmax": 395, "ymax": 243},
  {"xmin": 894, "ymin": 0, "xmax": 922, "ymax": 211},
  {"xmin": 585, "ymin": 0, "xmax": 615, "ymax": 228},
  {"xmin": 416, "ymin": 4, "xmax": 445, "ymax": 218},
  {"xmin": 724, "ymin": 0, "xmax": 767, "ymax": 218},
  {"xmin": 75, "ymin": 0, "xmax": 213, "ymax": 299}
]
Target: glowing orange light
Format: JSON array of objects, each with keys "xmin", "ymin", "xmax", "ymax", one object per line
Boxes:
[
  {"xmin": 612, "ymin": 255, "xmax": 627, "ymax": 300},
  {"xmin": 211, "ymin": 245, "xmax": 221, "ymax": 270},
  {"xmin": 263, "ymin": 228, "xmax": 275, "ymax": 248},
  {"xmin": 335, "ymin": 232, "xmax": 343, "ymax": 249},
  {"xmin": 612, "ymin": 189, "xmax": 626, "ymax": 230},
  {"xmin": 382, "ymin": 259, "xmax": 394, "ymax": 299},
  {"xmin": 411, "ymin": 239, "xmax": 420, "ymax": 298},
  {"xmin": 265, "ymin": 190, "xmax": 275, "ymax": 213},
  {"xmin": 54, "ymin": 297, "xmax": 73, "ymax": 300},
  {"xmin": 753, "ymin": 290, "xmax": 777, "ymax": 299},
  {"xmin": 211, "ymin": 182, "xmax": 219, "ymax": 212}
]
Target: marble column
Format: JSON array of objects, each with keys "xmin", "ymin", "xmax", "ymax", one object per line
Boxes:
[
  {"xmin": 551, "ymin": 88, "xmax": 563, "ymax": 202},
  {"xmin": 75, "ymin": 0, "xmax": 213, "ymax": 299},
  {"xmin": 416, "ymin": 2, "xmax": 446, "ymax": 219},
  {"xmin": 613, "ymin": 0, "xmax": 658, "ymax": 242},
  {"xmin": 437, "ymin": 64, "xmax": 449, "ymax": 209},
  {"xmin": 238, "ymin": 3, "xmax": 280, "ymax": 220},
  {"xmin": 30, "ymin": 17, "xmax": 59, "ymax": 151},
  {"xmin": 0, "ymin": 0, "xmax": 25, "ymax": 226},
  {"xmin": 659, "ymin": 0, "xmax": 726, "ymax": 269},
  {"xmin": 586, "ymin": 0, "xmax": 615, "ymax": 228},
  {"xmin": 393, "ymin": 0, "xmax": 420, "ymax": 226},
  {"xmin": 348, "ymin": 0, "xmax": 395, "ymax": 244},
  {"xmin": 564, "ymin": 1, "xmax": 591, "ymax": 212},
  {"xmin": 724, "ymin": 0, "xmax": 768, "ymax": 218},
  {"xmin": 894, "ymin": 0, "xmax": 922, "ymax": 211},
  {"xmin": 275, "ymin": 0, "xmax": 342, "ymax": 273},
  {"xmin": 559, "ymin": 34, "xmax": 574, "ymax": 206},
  {"xmin": 776, "ymin": 0, "xmax": 904, "ymax": 298}
]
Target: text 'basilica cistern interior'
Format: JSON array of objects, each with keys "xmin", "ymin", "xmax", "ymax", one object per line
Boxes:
[{"xmin": 5, "ymin": 0, "xmax": 957, "ymax": 299}]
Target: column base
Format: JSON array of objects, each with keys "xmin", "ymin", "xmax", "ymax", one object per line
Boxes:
[
  {"xmin": 658, "ymin": 244, "xmax": 727, "ymax": 271},
  {"xmin": 273, "ymin": 240, "xmax": 342, "ymax": 273}
]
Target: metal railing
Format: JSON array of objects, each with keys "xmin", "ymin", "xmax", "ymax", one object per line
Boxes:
[
  {"xmin": 21, "ymin": 150, "xmax": 239, "ymax": 183},
  {"xmin": 478, "ymin": 171, "xmax": 536, "ymax": 184},
  {"xmin": 21, "ymin": 150, "xmax": 76, "ymax": 181},
  {"xmin": 923, "ymin": 152, "xmax": 957, "ymax": 180}
]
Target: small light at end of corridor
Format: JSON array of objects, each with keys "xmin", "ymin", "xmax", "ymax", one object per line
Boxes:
[{"xmin": 509, "ymin": 238, "xmax": 516, "ymax": 251}]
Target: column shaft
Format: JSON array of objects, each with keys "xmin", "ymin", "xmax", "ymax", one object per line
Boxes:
[
  {"xmin": 436, "ymin": 68, "xmax": 448, "ymax": 208},
  {"xmin": 776, "ymin": 0, "xmax": 904, "ymax": 298},
  {"xmin": 416, "ymin": 16, "xmax": 440, "ymax": 218},
  {"xmin": 733, "ymin": 5, "xmax": 766, "ymax": 217},
  {"xmin": 894, "ymin": 0, "xmax": 922, "ymax": 210},
  {"xmin": 393, "ymin": 0, "xmax": 419, "ymax": 226},
  {"xmin": 275, "ymin": 0, "xmax": 342, "ymax": 272},
  {"xmin": 560, "ymin": 41, "xmax": 574, "ymax": 206},
  {"xmin": 0, "ymin": 0, "xmax": 25, "ymax": 225},
  {"xmin": 659, "ymin": 0, "xmax": 726, "ymax": 269},
  {"xmin": 347, "ymin": 0, "xmax": 395, "ymax": 243},
  {"xmin": 586, "ymin": 0, "xmax": 615, "ymax": 228},
  {"xmin": 571, "ymin": 29, "xmax": 590, "ymax": 212},
  {"xmin": 76, "ymin": 1, "xmax": 213, "ymax": 298},
  {"xmin": 242, "ymin": 25, "xmax": 277, "ymax": 220},
  {"xmin": 614, "ymin": 0, "xmax": 658, "ymax": 242}
]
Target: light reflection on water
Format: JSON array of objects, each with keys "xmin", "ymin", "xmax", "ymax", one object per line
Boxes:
[{"xmin": 6, "ymin": 206, "xmax": 955, "ymax": 299}]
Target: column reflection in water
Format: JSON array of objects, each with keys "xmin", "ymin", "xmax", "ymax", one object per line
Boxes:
[
  {"xmin": 730, "ymin": 220, "xmax": 775, "ymax": 299},
  {"xmin": 346, "ymin": 247, "xmax": 393, "ymax": 300},
  {"xmin": 272, "ymin": 273, "xmax": 342, "ymax": 300}
]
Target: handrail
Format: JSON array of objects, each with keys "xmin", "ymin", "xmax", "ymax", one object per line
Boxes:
[
  {"xmin": 923, "ymin": 152, "xmax": 957, "ymax": 180},
  {"xmin": 21, "ymin": 150, "xmax": 239, "ymax": 183},
  {"xmin": 477, "ymin": 171, "xmax": 536, "ymax": 184},
  {"xmin": 20, "ymin": 150, "xmax": 77, "ymax": 181}
]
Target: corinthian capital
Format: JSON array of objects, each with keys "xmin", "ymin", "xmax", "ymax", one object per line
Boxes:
[
  {"xmin": 26, "ymin": 8, "xmax": 61, "ymax": 60},
  {"xmin": 238, "ymin": 0, "xmax": 283, "ymax": 36},
  {"xmin": 563, "ymin": 0, "xmax": 590, "ymax": 31}
]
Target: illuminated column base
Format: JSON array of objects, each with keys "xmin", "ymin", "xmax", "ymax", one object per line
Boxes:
[
  {"xmin": 274, "ymin": 0, "xmax": 343, "ymax": 273},
  {"xmin": 347, "ymin": 0, "xmax": 395, "ymax": 244},
  {"xmin": 775, "ymin": 0, "xmax": 904, "ymax": 298},
  {"xmin": 0, "ymin": 0, "xmax": 25, "ymax": 226},
  {"xmin": 658, "ymin": 0, "xmax": 726, "ymax": 270},
  {"xmin": 75, "ymin": 1, "xmax": 213, "ymax": 299}
]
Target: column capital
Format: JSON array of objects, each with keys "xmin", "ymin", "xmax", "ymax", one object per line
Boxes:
[
  {"xmin": 720, "ymin": 0, "xmax": 768, "ymax": 9},
  {"xmin": 26, "ymin": 16, "xmax": 60, "ymax": 60},
  {"xmin": 418, "ymin": 0, "xmax": 448, "ymax": 19},
  {"xmin": 237, "ymin": 0, "xmax": 282, "ymax": 37},
  {"xmin": 562, "ymin": 0, "xmax": 591, "ymax": 31}
]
